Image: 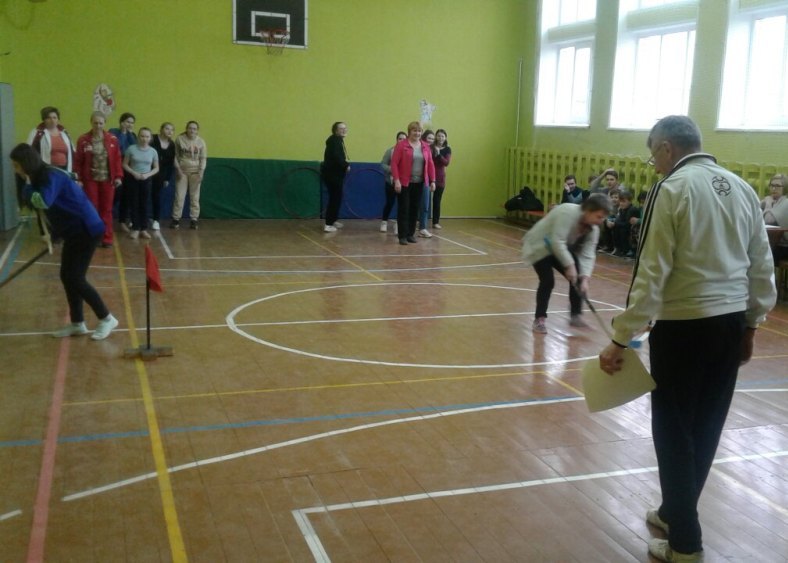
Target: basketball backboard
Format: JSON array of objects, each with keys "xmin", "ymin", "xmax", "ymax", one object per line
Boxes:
[{"xmin": 233, "ymin": 0, "xmax": 308, "ymax": 49}]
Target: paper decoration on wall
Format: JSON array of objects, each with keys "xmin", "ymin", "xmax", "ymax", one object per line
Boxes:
[
  {"xmin": 93, "ymin": 83, "xmax": 115, "ymax": 116},
  {"xmin": 419, "ymin": 99, "xmax": 436, "ymax": 124}
]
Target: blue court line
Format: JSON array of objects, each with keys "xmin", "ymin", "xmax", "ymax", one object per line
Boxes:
[{"xmin": 0, "ymin": 396, "xmax": 577, "ymax": 449}]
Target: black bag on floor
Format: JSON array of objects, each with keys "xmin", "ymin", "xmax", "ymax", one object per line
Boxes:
[{"xmin": 505, "ymin": 186, "xmax": 544, "ymax": 212}]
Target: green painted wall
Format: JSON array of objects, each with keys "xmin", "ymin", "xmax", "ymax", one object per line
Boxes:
[
  {"xmin": 0, "ymin": 0, "xmax": 527, "ymax": 218},
  {"xmin": 519, "ymin": 0, "xmax": 788, "ymax": 167}
]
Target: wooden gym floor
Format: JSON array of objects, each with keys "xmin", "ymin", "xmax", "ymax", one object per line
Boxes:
[{"xmin": 0, "ymin": 218, "xmax": 786, "ymax": 562}]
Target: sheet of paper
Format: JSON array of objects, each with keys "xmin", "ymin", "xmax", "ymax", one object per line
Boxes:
[{"xmin": 581, "ymin": 349, "xmax": 656, "ymax": 412}]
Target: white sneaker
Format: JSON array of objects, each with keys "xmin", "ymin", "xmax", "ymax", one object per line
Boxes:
[
  {"xmin": 129, "ymin": 230, "xmax": 140, "ymax": 240},
  {"xmin": 140, "ymin": 230, "xmax": 151, "ymax": 239},
  {"xmin": 380, "ymin": 221, "xmax": 388, "ymax": 232},
  {"xmin": 646, "ymin": 509, "xmax": 669, "ymax": 533},
  {"xmin": 334, "ymin": 221, "xmax": 344, "ymax": 229},
  {"xmin": 418, "ymin": 229, "xmax": 433, "ymax": 238},
  {"xmin": 433, "ymin": 223, "xmax": 442, "ymax": 229},
  {"xmin": 52, "ymin": 322, "xmax": 89, "ymax": 338},
  {"xmin": 119, "ymin": 222, "xmax": 131, "ymax": 234},
  {"xmin": 151, "ymin": 220, "xmax": 160, "ymax": 231},
  {"xmin": 324, "ymin": 225, "xmax": 337, "ymax": 232},
  {"xmin": 91, "ymin": 314, "xmax": 119, "ymax": 341},
  {"xmin": 648, "ymin": 538, "xmax": 703, "ymax": 562}
]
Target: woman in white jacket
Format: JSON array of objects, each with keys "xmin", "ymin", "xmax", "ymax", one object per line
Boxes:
[
  {"xmin": 26, "ymin": 106, "xmax": 74, "ymax": 173},
  {"xmin": 522, "ymin": 193, "xmax": 611, "ymax": 333}
]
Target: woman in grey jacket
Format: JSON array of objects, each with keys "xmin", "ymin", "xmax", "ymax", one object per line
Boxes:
[{"xmin": 521, "ymin": 194, "xmax": 611, "ymax": 333}]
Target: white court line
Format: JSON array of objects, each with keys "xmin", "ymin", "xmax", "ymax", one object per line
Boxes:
[
  {"xmin": 0, "ymin": 509, "xmax": 22, "ymax": 522},
  {"xmin": 155, "ymin": 230, "xmax": 175, "ymax": 259},
  {"xmin": 227, "ymin": 282, "xmax": 624, "ymax": 368},
  {"xmin": 0, "ymin": 218, "xmax": 28, "ymax": 273},
  {"xmin": 291, "ymin": 449, "xmax": 788, "ymax": 563},
  {"xmin": 237, "ymin": 308, "xmax": 623, "ymax": 327},
  {"xmin": 61, "ymin": 397, "xmax": 584, "ymax": 502},
  {"xmin": 431, "ymin": 233, "xmax": 487, "ymax": 254},
  {"xmin": 0, "ymin": 305, "xmax": 622, "ymax": 338}
]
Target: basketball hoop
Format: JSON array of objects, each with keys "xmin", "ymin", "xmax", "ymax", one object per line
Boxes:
[{"xmin": 259, "ymin": 28, "xmax": 290, "ymax": 55}]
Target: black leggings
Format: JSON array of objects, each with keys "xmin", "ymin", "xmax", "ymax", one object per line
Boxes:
[
  {"xmin": 61, "ymin": 231, "xmax": 109, "ymax": 323},
  {"xmin": 382, "ymin": 183, "xmax": 397, "ymax": 220}
]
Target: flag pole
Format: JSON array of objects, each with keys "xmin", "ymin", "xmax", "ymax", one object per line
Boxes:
[
  {"xmin": 146, "ymin": 278, "xmax": 152, "ymax": 350},
  {"xmin": 124, "ymin": 245, "xmax": 173, "ymax": 361}
]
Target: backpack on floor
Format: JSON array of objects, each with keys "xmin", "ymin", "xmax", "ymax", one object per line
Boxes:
[{"xmin": 505, "ymin": 186, "xmax": 544, "ymax": 212}]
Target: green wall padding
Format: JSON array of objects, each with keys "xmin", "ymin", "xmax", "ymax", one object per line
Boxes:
[{"xmin": 201, "ymin": 158, "xmax": 321, "ymax": 219}]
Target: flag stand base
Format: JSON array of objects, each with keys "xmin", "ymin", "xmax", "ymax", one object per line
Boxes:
[{"xmin": 124, "ymin": 345, "xmax": 174, "ymax": 361}]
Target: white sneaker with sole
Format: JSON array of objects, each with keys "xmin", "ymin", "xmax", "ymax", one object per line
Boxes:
[
  {"xmin": 324, "ymin": 225, "xmax": 337, "ymax": 232},
  {"xmin": 129, "ymin": 230, "xmax": 140, "ymax": 240},
  {"xmin": 418, "ymin": 229, "xmax": 433, "ymax": 238},
  {"xmin": 532, "ymin": 317, "xmax": 547, "ymax": 333},
  {"xmin": 648, "ymin": 539, "xmax": 703, "ymax": 562},
  {"xmin": 433, "ymin": 223, "xmax": 442, "ymax": 229},
  {"xmin": 380, "ymin": 221, "xmax": 388, "ymax": 232},
  {"xmin": 151, "ymin": 220, "xmax": 160, "ymax": 231},
  {"xmin": 334, "ymin": 221, "xmax": 344, "ymax": 229},
  {"xmin": 646, "ymin": 508, "xmax": 669, "ymax": 533},
  {"xmin": 91, "ymin": 314, "xmax": 119, "ymax": 341},
  {"xmin": 52, "ymin": 322, "xmax": 89, "ymax": 338}
]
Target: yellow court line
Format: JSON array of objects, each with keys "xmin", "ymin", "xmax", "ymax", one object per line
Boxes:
[
  {"xmin": 64, "ymin": 367, "xmax": 584, "ymax": 407},
  {"xmin": 114, "ymin": 246, "xmax": 187, "ymax": 562},
  {"xmin": 298, "ymin": 231, "xmax": 383, "ymax": 281},
  {"xmin": 759, "ymin": 325, "xmax": 788, "ymax": 338}
]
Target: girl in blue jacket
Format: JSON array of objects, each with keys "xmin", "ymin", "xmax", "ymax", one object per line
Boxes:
[{"xmin": 11, "ymin": 143, "xmax": 118, "ymax": 340}]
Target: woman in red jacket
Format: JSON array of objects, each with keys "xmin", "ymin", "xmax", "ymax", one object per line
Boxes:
[
  {"xmin": 391, "ymin": 121, "xmax": 436, "ymax": 245},
  {"xmin": 74, "ymin": 112, "xmax": 123, "ymax": 247}
]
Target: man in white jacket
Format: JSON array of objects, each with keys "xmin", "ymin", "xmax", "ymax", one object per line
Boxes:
[
  {"xmin": 521, "ymin": 194, "xmax": 611, "ymax": 333},
  {"xmin": 599, "ymin": 116, "xmax": 776, "ymax": 562}
]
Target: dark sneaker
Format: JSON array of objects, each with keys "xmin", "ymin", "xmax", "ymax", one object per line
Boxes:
[
  {"xmin": 190, "ymin": 220, "xmax": 199, "ymax": 230},
  {"xmin": 406, "ymin": 236, "xmax": 417, "ymax": 243},
  {"xmin": 170, "ymin": 220, "xmax": 180, "ymax": 229}
]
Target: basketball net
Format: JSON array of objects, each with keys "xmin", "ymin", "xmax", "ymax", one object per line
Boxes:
[{"xmin": 259, "ymin": 29, "xmax": 290, "ymax": 55}]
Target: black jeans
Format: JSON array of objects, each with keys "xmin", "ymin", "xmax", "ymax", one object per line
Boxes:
[
  {"xmin": 61, "ymin": 231, "xmax": 109, "ymax": 323},
  {"xmin": 432, "ymin": 185, "xmax": 445, "ymax": 225},
  {"xmin": 150, "ymin": 167, "xmax": 172, "ymax": 222},
  {"xmin": 532, "ymin": 254, "xmax": 581, "ymax": 318},
  {"xmin": 382, "ymin": 182, "xmax": 397, "ymax": 220},
  {"xmin": 323, "ymin": 174, "xmax": 345, "ymax": 226},
  {"xmin": 396, "ymin": 182, "xmax": 422, "ymax": 238},
  {"xmin": 649, "ymin": 312, "xmax": 745, "ymax": 554}
]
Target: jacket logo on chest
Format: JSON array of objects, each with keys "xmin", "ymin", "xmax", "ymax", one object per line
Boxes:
[{"xmin": 711, "ymin": 176, "xmax": 731, "ymax": 196}]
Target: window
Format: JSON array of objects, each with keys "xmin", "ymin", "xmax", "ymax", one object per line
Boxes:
[
  {"xmin": 719, "ymin": 2, "xmax": 788, "ymax": 130},
  {"xmin": 535, "ymin": 0, "xmax": 597, "ymax": 126},
  {"xmin": 609, "ymin": 0, "xmax": 698, "ymax": 129}
]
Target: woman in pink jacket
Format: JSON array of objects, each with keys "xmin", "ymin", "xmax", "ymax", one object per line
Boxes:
[{"xmin": 391, "ymin": 121, "xmax": 436, "ymax": 245}]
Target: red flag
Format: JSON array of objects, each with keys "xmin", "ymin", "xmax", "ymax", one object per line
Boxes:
[{"xmin": 145, "ymin": 245, "xmax": 164, "ymax": 292}]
